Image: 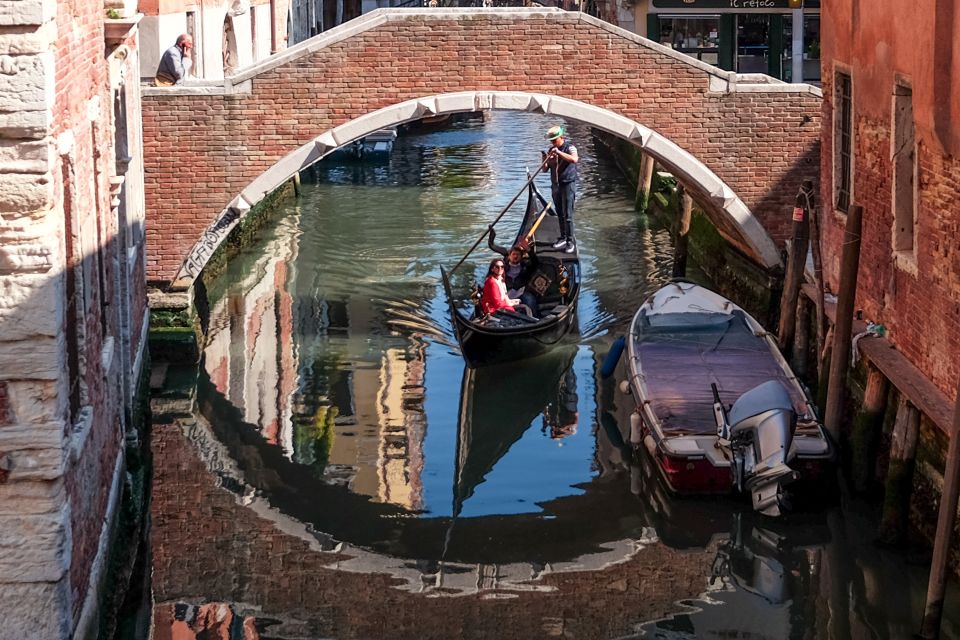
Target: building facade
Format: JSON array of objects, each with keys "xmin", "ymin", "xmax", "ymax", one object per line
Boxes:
[
  {"xmin": 820, "ymin": 2, "xmax": 959, "ymax": 406},
  {"xmin": 138, "ymin": 0, "xmax": 362, "ymax": 80},
  {"xmin": 633, "ymin": 0, "xmax": 821, "ymax": 83},
  {"xmin": 0, "ymin": 0, "xmax": 148, "ymax": 636}
]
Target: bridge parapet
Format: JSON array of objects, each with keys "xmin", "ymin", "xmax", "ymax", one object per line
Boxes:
[{"xmin": 142, "ymin": 8, "xmax": 821, "ymax": 288}]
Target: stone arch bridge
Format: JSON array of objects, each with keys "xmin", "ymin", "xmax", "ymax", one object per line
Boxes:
[{"xmin": 141, "ymin": 8, "xmax": 821, "ymax": 290}]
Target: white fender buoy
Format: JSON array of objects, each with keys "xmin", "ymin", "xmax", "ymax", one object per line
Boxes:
[
  {"xmin": 630, "ymin": 412, "xmax": 643, "ymax": 446},
  {"xmin": 619, "ymin": 380, "xmax": 632, "ymax": 395}
]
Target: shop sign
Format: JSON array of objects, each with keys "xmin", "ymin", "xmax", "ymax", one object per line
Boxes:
[{"xmin": 652, "ymin": 0, "xmax": 802, "ymax": 8}]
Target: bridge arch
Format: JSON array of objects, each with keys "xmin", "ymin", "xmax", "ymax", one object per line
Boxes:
[
  {"xmin": 173, "ymin": 91, "xmax": 781, "ymax": 287},
  {"xmin": 142, "ymin": 8, "xmax": 821, "ymax": 288}
]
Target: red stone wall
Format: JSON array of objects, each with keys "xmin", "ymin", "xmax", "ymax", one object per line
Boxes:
[
  {"xmin": 141, "ymin": 13, "xmax": 822, "ymax": 284},
  {"xmin": 51, "ymin": 0, "xmax": 142, "ymax": 622},
  {"xmin": 821, "ymin": 1, "xmax": 960, "ymax": 398}
]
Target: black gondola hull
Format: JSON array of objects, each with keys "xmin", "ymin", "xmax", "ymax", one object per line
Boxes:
[
  {"xmin": 452, "ymin": 307, "xmax": 578, "ymax": 367},
  {"xmin": 442, "ymin": 179, "xmax": 581, "ymax": 367}
]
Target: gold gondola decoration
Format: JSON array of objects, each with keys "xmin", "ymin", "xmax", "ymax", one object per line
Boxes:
[
  {"xmin": 558, "ymin": 265, "xmax": 569, "ymax": 300},
  {"xmin": 471, "ymin": 283, "xmax": 482, "ymax": 307}
]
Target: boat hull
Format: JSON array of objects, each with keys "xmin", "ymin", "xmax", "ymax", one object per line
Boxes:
[
  {"xmin": 622, "ymin": 280, "xmax": 834, "ymax": 507},
  {"xmin": 453, "ymin": 308, "xmax": 578, "ymax": 368}
]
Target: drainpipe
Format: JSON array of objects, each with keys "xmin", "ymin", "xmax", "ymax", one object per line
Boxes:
[
  {"xmin": 791, "ymin": 8, "xmax": 803, "ymax": 83},
  {"xmin": 270, "ymin": 0, "xmax": 278, "ymax": 52}
]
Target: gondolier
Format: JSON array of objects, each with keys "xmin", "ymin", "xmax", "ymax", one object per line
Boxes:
[{"xmin": 543, "ymin": 125, "xmax": 579, "ymax": 254}]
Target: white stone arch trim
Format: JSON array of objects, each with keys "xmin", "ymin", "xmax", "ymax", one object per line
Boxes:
[{"xmin": 172, "ymin": 91, "xmax": 782, "ymax": 287}]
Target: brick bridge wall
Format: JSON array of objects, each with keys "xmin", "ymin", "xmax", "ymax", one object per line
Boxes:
[{"xmin": 141, "ymin": 8, "xmax": 821, "ymax": 287}]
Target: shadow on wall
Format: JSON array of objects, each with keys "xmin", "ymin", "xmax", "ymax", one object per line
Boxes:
[{"xmin": 0, "ymin": 216, "xmax": 150, "ymax": 639}]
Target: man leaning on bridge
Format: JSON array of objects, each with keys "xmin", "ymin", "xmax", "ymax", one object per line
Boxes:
[{"xmin": 155, "ymin": 34, "xmax": 194, "ymax": 86}]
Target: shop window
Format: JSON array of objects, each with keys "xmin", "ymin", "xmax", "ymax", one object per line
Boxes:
[
  {"xmin": 834, "ymin": 72, "xmax": 853, "ymax": 212},
  {"xmin": 892, "ymin": 82, "xmax": 916, "ymax": 254},
  {"xmin": 803, "ymin": 14, "xmax": 820, "ymax": 82},
  {"xmin": 736, "ymin": 14, "xmax": 770, "ymax": 74},
  {"xmin": 658, "ymin": 15, "xmax": 721, "ymax": 65}
]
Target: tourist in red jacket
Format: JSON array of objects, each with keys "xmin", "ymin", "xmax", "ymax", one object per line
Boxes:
[{"xmin": 480, "ymin": 258, "xmax": 533, "ymax": 317}]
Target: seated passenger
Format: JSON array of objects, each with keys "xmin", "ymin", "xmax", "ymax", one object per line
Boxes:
[
  {"xmin": 488, "ymin": 228, "xmax": 539, "ymax": 315},
  {"xmin": 480, "ymin": 258, "xmax": 534, "ymax": 318}
]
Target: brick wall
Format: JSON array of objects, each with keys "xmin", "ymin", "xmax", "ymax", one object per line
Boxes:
[
  {"xmin": 141, "ymin": 11, "xmax": 822, "ymax": 285},
  {"xmin": 821, "ymin": 1, "xmax": 960, "ymax": 398},
  {"xmin": 0, "ymin": 0, "xmax": 149, "ymax": 634}
]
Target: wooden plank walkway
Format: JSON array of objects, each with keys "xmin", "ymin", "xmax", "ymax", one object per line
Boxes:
[{"xmin": 801, "ymin": 283, "xmax": 955, "ymax": 435}]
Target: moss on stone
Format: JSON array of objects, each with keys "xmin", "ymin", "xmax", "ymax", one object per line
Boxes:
[
  {"xmin": 202, "ymin": 180, "xmax": 296, "ymax": 284},
  {"xmin": 149, "ymin": 309, "xmax": 193, "ymax": 329},
  {"xmin": 148, "ymin": 326, "xmax": 200, "ymax": 364}
]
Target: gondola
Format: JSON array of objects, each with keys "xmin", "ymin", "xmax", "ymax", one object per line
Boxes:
[{"xmin": 441, "ymin": 179, "xmax": 580, "ymax": 367}]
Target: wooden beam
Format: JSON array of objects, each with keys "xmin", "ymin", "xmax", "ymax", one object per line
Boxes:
[
  {"xmin": 851, "ymin": 363, "xmax": 889, "ymax": 492},
  {"xmin": 800, "ymin": 283, "xmax": 954, "ymax": 436},
  {"xmin": 920, "ymin": 379, "xmax": 960, "ymax": 639},
  {"xmin": 672, "ymin": 186, "xmax": 693, "ymax": 278},
  {"xmin": 778, "ymin": 183, "xmax": 812, "ymax": 352},
  {"xmin": 824, "ymin": 204, "xmax": 863, "ymax": 441},
  {"xmin": 635, "ymin": 153, "xmax": 655, "ymax": 211},
  {"xmin": 878, "ymin": 394, "xmax": 920, "ymax": 546}
]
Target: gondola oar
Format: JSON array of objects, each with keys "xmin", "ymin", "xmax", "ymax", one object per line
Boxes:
[
  {"xmin": 517, "ymin": 203, "xmax": 552, "ymax": 250},
  {"xmin": 449, "ymin": 158, "xmax": 549, "ymax": 275}
]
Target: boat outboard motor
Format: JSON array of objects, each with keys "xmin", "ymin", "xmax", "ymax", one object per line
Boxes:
[{"xmin": 712, "ymin": 381, "xmax": 799, "ymax": 517}]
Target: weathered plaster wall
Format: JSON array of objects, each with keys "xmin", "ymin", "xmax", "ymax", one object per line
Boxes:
[{"xmin": 821, "ymin": 0, "xmax": 960, "ymax": 398}]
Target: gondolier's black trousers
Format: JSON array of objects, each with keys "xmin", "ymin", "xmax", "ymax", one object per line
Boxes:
[{"xmin": 551, "ymin": 181, "xmax": 577, "ymax": 242}]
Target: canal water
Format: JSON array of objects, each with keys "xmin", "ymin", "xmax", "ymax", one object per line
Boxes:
[{"xmin": 147, "ymin": 111, "xmax": 960, "ymax": 639}]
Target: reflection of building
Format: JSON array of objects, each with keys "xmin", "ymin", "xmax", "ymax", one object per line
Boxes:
[
  {"xmin": 631, "ymin": 0, "xmax": 821, "ymax": 83},
  {"xmin": 204, "ymin": 223, "xmax": 299, "ymax": 453},
  {"xmin": 202, "ymin": 216, "xmax": 428, "ymax": 511},
  {"xmin": 375, "ymin": 345, "xmax": 426, "ymax": 510}
]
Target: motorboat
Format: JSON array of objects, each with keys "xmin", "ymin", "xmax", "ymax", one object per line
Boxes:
[{"xmin": 616, "ymin": 280, "xmax": 834, "ymax": 516}]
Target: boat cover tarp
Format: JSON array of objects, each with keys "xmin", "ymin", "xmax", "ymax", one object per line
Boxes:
[{"xmin": 632, "ymin": 310, "xmax": 809, "ymax": 436}]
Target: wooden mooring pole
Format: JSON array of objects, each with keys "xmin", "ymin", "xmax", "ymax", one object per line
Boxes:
[
  {"xmin": 793, "ymin": 294, "xmax": 811, "ymax": 377},
  {"xmin": 805, "ymin": 183, "xmax": 828, "ymax": 373},
  {"xmin": 824, "ymin": 203, "xmax": 863, "ymax": 442},
  {"xmin": 778, "ymin": 183, "xmax": 812, "ymax": 353},
  {"xmin": 920, "ymin": 380, "xmax": 960, "ymax": 639},
  {"xmin": 878, "ymin": 394, "xmax": 920, "ymax": 546},
  {"xmin": 635, "ymin": 153, "xmax": 655, "ymax": 211},
  {"xmin": 672, "ymin": 186, "xmax": 693, "ymax": 278},
  {"xmin": 851, "ymin": 363, "xmax": 889, "ymax": 493}
]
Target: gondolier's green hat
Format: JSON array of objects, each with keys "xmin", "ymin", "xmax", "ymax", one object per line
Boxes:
[{"xmin": 546, "ymin": 125, "xmax": 565, "ymax": 140}]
